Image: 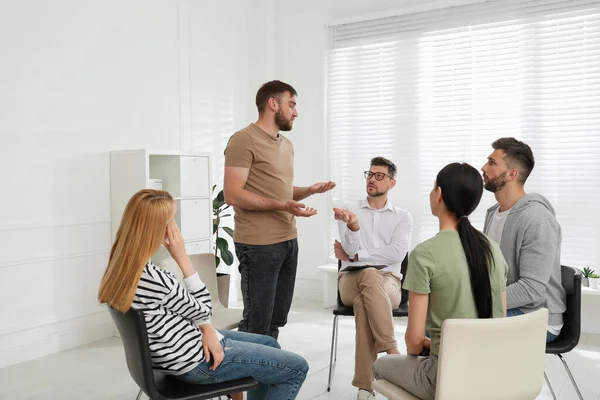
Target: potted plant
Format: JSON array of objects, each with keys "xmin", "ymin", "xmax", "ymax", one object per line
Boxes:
[
  {"xmin": 213, "ymin": 185, "xmax": 234, "ymax": 307},
  {"xmin": 582, "ymin": 267, "xmax": 595, "ymax": 287},
  {"xmin": 589, "ymin": 273, "xmax": 600, "ymax": 290}
]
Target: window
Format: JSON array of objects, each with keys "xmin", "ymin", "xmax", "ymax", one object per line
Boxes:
[{"xmin": 327, "ymin": 0, "xmax": 600, "ymax": 269}]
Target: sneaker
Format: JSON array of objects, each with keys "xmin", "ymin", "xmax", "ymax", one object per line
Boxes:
[{"xmin": 357, "ymin": 389, "xmax": 376, "ymax": 400}]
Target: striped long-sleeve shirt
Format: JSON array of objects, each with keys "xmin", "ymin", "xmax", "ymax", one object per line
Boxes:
[{"xmin": 131, "ymin": 261, "xmax": 214, "ymax": 375}]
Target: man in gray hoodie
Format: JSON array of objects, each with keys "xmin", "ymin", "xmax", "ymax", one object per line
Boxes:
[{"xmin": 482, "ymin": 137, "xmax": 566, "ymax": 342}]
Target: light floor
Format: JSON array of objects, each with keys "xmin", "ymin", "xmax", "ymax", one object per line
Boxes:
[{"xmin": 1, "ymin": 300, "xmax": 599, "ymax": 400}]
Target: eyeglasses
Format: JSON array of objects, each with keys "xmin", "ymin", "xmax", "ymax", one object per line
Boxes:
[{"xmin": 364, "ymin": 171, "xmax": 393, "ymax": 181}]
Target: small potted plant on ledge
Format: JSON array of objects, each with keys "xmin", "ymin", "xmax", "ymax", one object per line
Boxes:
[
  {"xmin": 213, "ymin": 186, "xmax": 234, "ymax": 307},
  {"xmin": 582, "ymin": 267, "xmax": 595, "ymax": 287},
  {"xmin": 589, "ymin": 272, "xmax": 600, "ymax": 290}
]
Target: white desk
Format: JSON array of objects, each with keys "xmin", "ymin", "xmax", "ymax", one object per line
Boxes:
[
  {"xmin": 317, "ymin": 264, "xmax": 338, "ymax": 308},
  {"xmin": 582, "ymin": 286, "xmax": 600, "ymax": 334}
]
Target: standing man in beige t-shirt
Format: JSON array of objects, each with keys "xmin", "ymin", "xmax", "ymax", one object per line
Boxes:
[{"xmin": 223, "ymin": 80, "xmax": 335, "ymax": 339}]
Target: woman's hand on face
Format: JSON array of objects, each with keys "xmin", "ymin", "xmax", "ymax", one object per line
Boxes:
[
  {"xmin": 163, "ymin": 221, "xmax": 195, "ymax": 277},
  {"xmin": 163, "ymin": 221, "xmax": 187, "ymax": 263}
]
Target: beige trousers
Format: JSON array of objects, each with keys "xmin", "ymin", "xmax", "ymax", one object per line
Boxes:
[{"xmin": 339, "ymin": 268, "xmax": 401, "ymax": 391}]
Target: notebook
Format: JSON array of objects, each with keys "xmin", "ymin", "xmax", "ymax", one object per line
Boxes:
[{"xmin": 340, "ymin": 264, "xmax": 387, "ymax": 272}]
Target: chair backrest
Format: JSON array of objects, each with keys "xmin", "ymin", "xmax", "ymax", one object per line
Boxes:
[
  {"xmin": 399, "ymin": 254, "xmax": 409, "ymax": 306},
  {"xmin": 336, "ymin": 252, "xmax": 409, "ymax": 308},
  {"xmin": 435, "ymin": 308, "xmax": 548, "ymax": 400},
  {"xmin": 556, "ymin": 265, "xmax": 582, "ymax": 350},
  {"xmin": 336, "ymin": 260, "xmax": 343, "ymax": 307},
  {"xmin": 160, "ymin": 254, "xmax": 224, "ymax": 308},
  {"xmin": 108, "ymin": 306, "xmax": 161, "ymax": 399}
]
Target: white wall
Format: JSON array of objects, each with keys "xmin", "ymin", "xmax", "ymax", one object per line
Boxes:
[
  {"xmin": 0, "ymin": 0, "xmax": 250, "ymax": 367},
  {"xmin": 2, "ymin": 0, "xmax": 556, "ymax": 368},
  {"xmin": 265, "ymin": 0, "xmax": 488, "ymax": 300}
]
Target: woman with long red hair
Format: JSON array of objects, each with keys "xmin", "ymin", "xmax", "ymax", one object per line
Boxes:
[{"xmin": 99, "ymin": 189, "xmax": 308, "ymax": 400}]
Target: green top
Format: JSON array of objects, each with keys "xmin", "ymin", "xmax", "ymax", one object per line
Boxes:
[{"xmin": 404, "ymin": 230, "xmax": 508, "ymax": 356}]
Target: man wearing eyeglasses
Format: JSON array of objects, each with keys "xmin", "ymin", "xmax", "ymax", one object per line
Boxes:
[{"xmin": 333, "ymin": 156, "xmax": 413, "ymax": 400}]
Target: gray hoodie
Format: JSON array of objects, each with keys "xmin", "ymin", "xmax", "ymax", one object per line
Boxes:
[{"xmin": 484, "ymin": 193, "xmax": 566, "ymax": 326}]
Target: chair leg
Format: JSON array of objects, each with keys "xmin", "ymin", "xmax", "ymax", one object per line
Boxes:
[
  {"xmin": 327, "ymin": 315, "xmax": 339, "ymax": 392},
  {"xmin": 557, "ymin": 354, "xmax": 583, "ymax": 400},
  {"xmin": 544, "ymin": 372, "xmax": 557, "ymax": 400},
  {"xmin": 334, "ymin": 315, "xmax": 339, "ymax": 363},
  {"xmin": 135, "ymin": 389, "xmax": 143, "ymax": 400}
]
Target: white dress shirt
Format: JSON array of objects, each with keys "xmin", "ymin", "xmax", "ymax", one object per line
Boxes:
[{"xmin": 337, "ymin": 198, "xmax": 413, "ymax": 275}]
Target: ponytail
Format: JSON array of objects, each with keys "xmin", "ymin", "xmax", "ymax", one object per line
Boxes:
[{"xmin": 457, "ymin": 216, "xmax": 493, "ymax": 318}]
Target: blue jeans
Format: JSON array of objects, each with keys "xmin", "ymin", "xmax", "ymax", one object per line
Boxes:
[
  {"xmin": 235, "ymin": 240, "xmax": 299, "ymax": 339},
  {"xmin": 507, "ymin": 308, "xmax": 559, "ymax": 343},
  {"xmin": 176, "ymin": 330, "xmax": 308, "ymax": 400}
]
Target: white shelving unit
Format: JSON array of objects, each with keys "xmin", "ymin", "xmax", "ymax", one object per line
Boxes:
[{"xmin": 110, "ymin": 149, "xmax": 213, "ymax": 261}]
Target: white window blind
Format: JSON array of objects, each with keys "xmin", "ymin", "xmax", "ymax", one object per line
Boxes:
[{"xmin": 327, "ymin": 0, "xmax": 600, "ymax": 270}]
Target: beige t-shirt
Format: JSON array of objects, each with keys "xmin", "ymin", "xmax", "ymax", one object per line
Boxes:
[{"xmin": 224, "ymin": 123, "xmax": 297, "ymax": 245}]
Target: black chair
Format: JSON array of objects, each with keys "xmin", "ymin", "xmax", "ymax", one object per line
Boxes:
[
  {"xmin": 109, "ymin": 307, "xmax": 258, "ymax": 400},
  {"xmin": 327, "ymin": 254, "xmax": 409, "ymax": 391},
  {"xmin": 544, "ymin": 265, "xmax": 583, "ymax": 400}
]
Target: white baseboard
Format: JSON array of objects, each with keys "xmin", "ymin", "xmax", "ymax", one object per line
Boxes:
[{"xmin": 0, "ymin": 310, "xmax": 114, "ymax": 368}]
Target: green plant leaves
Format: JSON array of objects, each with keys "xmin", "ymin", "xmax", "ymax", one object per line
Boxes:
[
  {"xmin": 213, "ymin": 199, "xmax": 226, "ymax": 211},
  {"xmin": 213, "ymin": 187, "xmax": 235, "ymax": 268},
  {"xmin": 216, "ymin": 237, "xmax": 228, "ymax": 251},
  {"xmin": 213, "ymin": 190, "xmax": 228, "ymax": 212},
  {"xmin": 222, "ymin": 227, "xmax": 234, "ymax": 238},
  {"xmin": 221, "ymin": 248, "xmax": 234, "ymax": 265},
  {"xmin": 216, "ymin": 237, "xmax": 234, "ymax": 265}
]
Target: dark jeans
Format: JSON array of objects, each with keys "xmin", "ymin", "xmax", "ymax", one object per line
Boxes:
[{"xmin": 235, "ymin": 239, "xmax": 299, "ymax": 339}]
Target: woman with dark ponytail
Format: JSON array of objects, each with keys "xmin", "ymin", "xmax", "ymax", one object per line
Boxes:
[{"xmin": 373, "ymin": 163, "xmax": 508, "ymax": 400}]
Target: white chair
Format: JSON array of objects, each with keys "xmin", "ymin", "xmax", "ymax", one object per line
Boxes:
[
  {"xmin": 160, "ymin": 253, "xmax": 242, "ymax": 330},
  {"xmin": 373, "ymin": 308, "xmax": 548, "ymax": 400}
]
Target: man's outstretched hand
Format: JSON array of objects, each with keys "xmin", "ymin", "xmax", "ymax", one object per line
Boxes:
[
  {"xmin": 333, "ymin": 207, "xmax": 359, "ymax": 232},
  {"xmin": 308, "ymin": 181, "xmax": 336, "ymax": 195},
  {"xmin": 284, "ymin": 200, "xmax": 318, "ymax": 217}
]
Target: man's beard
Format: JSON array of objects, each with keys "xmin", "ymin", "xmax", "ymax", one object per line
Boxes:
[
  {"xmin": 368, "ymin": 187, "xmax": 388, "ymax": 197},
  {"xmin": 274, "ymin": 110, "xmax": 293, "ymax": 131},
  {"xmin": 484, "ymin": 171, "xmax": 508, "ymax": 193}
]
